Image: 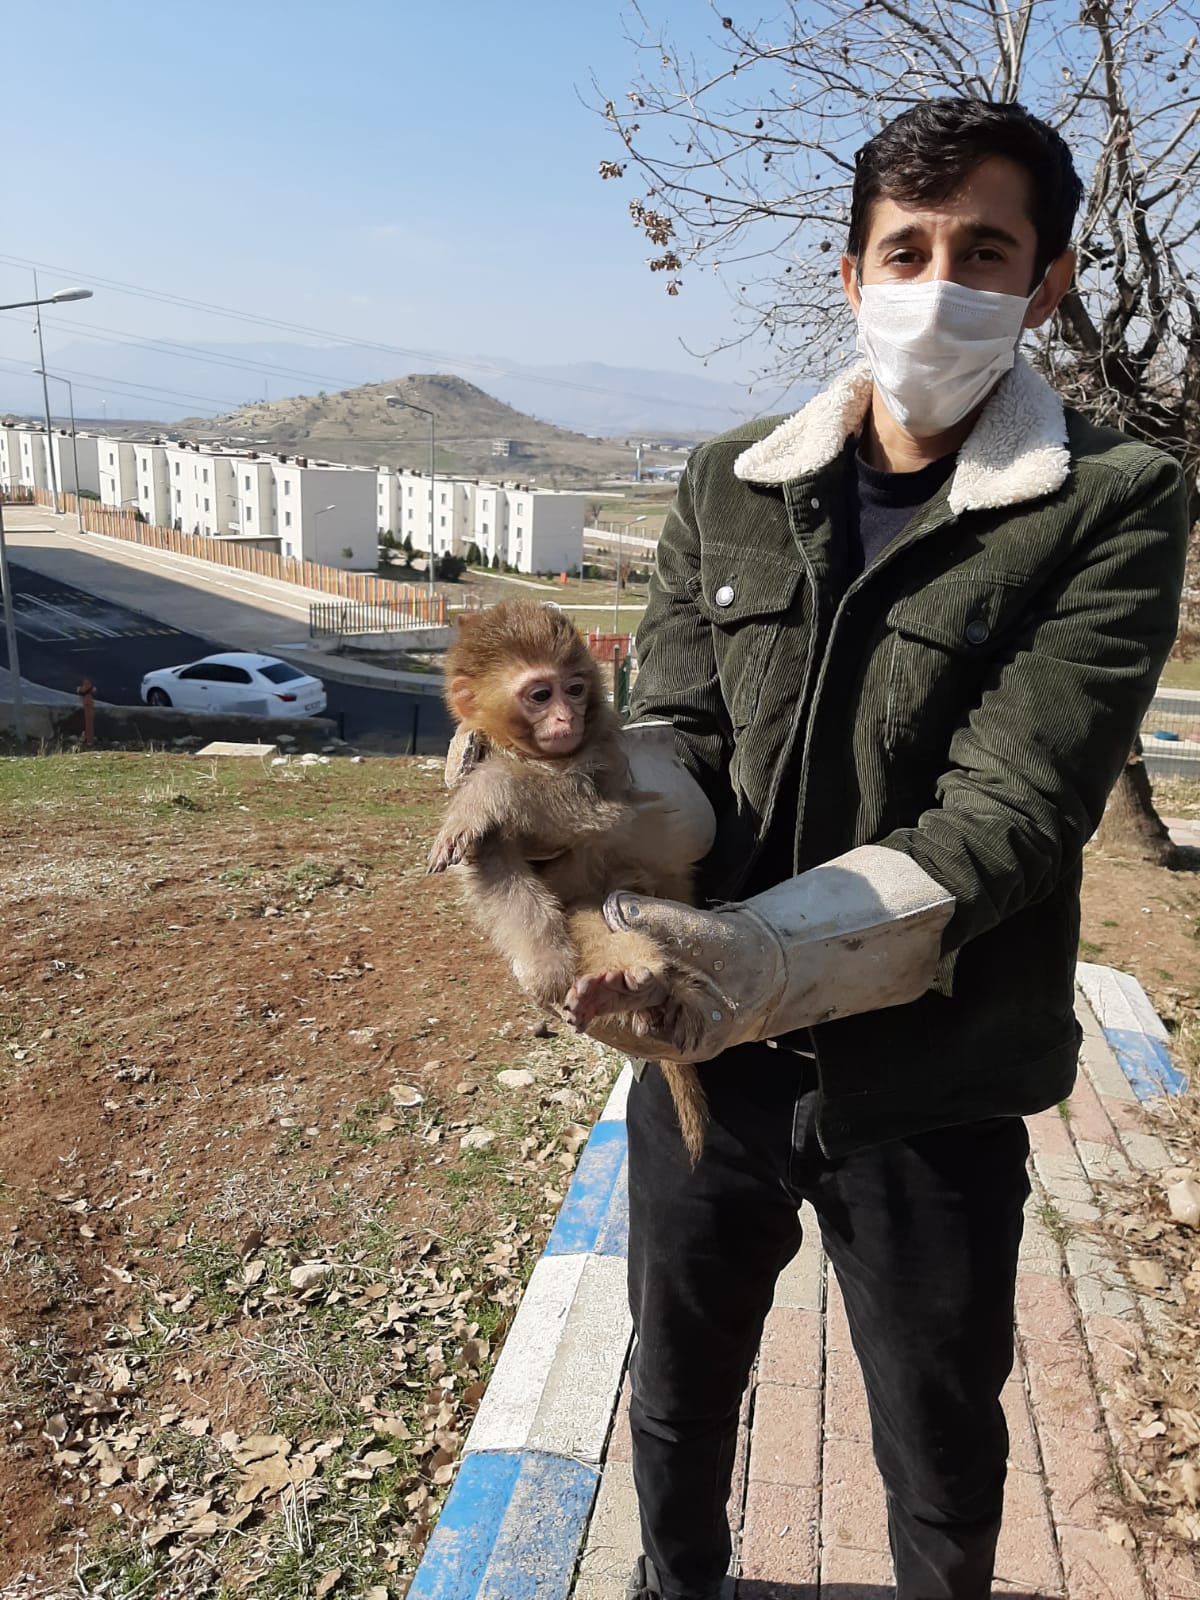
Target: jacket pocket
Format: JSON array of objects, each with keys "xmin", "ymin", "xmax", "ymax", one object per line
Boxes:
[
  {"xmin": 883, "ymin": 572, "xmax": 1029, "ymax": 751},
  {"xmin": 690, "ymin": 542, "xmax": 805, "ymax": 728}
]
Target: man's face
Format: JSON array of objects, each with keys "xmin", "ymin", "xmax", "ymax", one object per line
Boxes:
[{"xmin": 841, "ymin": 155, "xmax": 1071, "ymax": 330}]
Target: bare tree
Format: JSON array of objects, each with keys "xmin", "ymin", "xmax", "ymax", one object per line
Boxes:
[
  {"xmin": 599, "ymin": 0, "xmax": 1200, "ymax": 520},
  {"xmin": 599, "ymin": 0, "xmax": 1199, "ymax": 860}
]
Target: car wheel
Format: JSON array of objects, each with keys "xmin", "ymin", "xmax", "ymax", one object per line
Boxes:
[{"xmin": 147, "ymin": 688, "xmax": 172, "ymax": 707}]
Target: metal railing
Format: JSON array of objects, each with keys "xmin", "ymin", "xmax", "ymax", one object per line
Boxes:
[{"xmin": 309, "ymin": 598, "xmax": 443, "ymax": 646}]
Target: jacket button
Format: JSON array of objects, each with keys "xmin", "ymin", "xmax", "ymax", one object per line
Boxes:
[
  {"xmin": 965, "ymin": 618, "xmax": 990, "ymax": 645},
  {"xmin": 810, "ymin": 496, "xmax": 820, "ymax": 510},
  {"xmin": 714, "ymin": 584, "xmax": 735, "ymax": 607}
]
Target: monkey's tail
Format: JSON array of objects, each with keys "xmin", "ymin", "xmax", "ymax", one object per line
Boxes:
[{"xmin": 661, "ymin": 1063, "xmax": 708, "ymax": 1167}]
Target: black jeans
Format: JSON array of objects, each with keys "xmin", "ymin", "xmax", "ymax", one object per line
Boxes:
[{"xmin": 626, "ymin": 1047, "xmax": 1031, "ymax": 1600}]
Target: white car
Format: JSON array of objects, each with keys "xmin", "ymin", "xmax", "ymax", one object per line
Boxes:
[{"xmin": 140, "ymin": 653, "xmax": 327, "ymax": 719}]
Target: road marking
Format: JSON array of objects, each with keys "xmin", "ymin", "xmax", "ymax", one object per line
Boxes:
[{"xmin": 16, "ymin": 591, "xmax": 122, "ymax": 639}]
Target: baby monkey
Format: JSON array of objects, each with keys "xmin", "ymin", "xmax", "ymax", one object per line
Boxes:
[{"xmin": 427, "ymin": 600, "xmax": 711, "ymax": 1161}]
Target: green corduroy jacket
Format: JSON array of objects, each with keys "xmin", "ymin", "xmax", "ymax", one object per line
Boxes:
[{"xmin": 629, "ymin": 357, "xmax": 1190, "ymax": 1156}]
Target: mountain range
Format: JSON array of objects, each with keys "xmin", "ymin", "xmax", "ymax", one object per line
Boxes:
[{"xmin": 0, "ymin": 337, "xmax": 806, "ymax": 437}]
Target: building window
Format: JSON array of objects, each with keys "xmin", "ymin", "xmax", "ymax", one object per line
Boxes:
[
  {"xmin": 245, "ymin": 474, "xmax": 251, "ymax": 490},
  {"xmin": 143, "ymin": 486, "xmax": 149, "ymax": 499},
  {"xmin": 175, "ymin": 489, "xmax": 181, "ymax": 503},
  {"xmin": 482, "ymin": 521, "xmax": 489, "ymax": 535},
  {"xmin": 284, "ymin": 481, "xmax": 291, "ymax": 496},
  {"xmin": 202, "ymin": 468, "xmax": 209, "ymax": 484},
  {"xmin": 246, "ymin": 505, "xmax": 253, "ymax": 523},
  {"xmin": 108, "ymin": 452, "xmax": 114, "ymax": 465},
  {"xmin": 407, "ymin": 486, "xmax": 413, "ymax": 498},
  {"xmin": 439, "ymin": 515, "xmax": 446, "ymax": 528},
  {"xmin": 204, "ymin": 497, "xmax": 210, "ymax": 513},
  {"xmin": 174, "ymin": 462, "xmax": 180, "ymax": 477},
  {"xmin": 285, "ymin": 511, "xmax": 292, "ymax": 528}
]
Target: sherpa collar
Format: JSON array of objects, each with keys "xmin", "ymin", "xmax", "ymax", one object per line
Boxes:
[{"xmin": 734, "ymin": 355, "xmax": 1070, "ymax": 515}]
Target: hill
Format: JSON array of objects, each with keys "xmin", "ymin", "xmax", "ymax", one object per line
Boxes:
[{"xmin": 177, "ymin": 373, "xmax": 682, "ymax": 486}]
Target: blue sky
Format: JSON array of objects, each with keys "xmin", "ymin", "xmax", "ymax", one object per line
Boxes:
[{"xmin": 0, "ymin": 1, "xmax": 756, "ymax": 395}]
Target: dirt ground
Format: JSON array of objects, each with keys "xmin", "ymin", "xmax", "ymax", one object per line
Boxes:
[{"xmin": 0, "ymin": 751, "xmax": 616, "ymax": 1598}]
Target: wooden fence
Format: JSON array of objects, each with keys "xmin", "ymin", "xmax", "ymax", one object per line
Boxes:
[{"xmin": 31, "ymin": 488, "xmax": 447, "ymax": 624}]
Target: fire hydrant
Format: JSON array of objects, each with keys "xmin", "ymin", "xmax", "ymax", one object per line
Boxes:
[{"xmin": 77, "ymin": 677, "xmax": 95, "ymax": 749}]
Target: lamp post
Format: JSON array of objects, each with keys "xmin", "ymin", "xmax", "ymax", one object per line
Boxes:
[
  {"xmin": 384, "ymin": 394, "xmax": 437, "ymax": 608},
  {"xmin": 0, "ymin": 497, "xmax": 24, "ymax": 743},
  {"xmin": 33, "ymin": 369, "xmax": 80, "ymax": 517},
  {"xmin": 0, "ymin": 282, "xmax": 94, "ymax": 513}
]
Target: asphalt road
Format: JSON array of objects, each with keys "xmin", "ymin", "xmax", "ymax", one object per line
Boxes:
[{"xmin": 2, "ymin": 563, "xmax": 453, "ymax": 752}]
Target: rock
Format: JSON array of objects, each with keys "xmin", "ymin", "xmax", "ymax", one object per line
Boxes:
[
  {"xmin": 289, "ymin": 1262, "xmax": 333, "ymax": 1291},
  {"xmin": 1167, "ymin": 1178, "xmax": 1200, "ymax": 1229},
  {"xmin": 530, "ymin": 1019, "xmax": 555, "ymax": 1039},
  {"xmin": 460, "ymin": 1128, "xmax": 496, "ymax": 1151},
  {"xmin": 299, "ymin": 752, "xmax": 330, "ymax": 767},
  {"xmin": 350, "ymin": 755, "xmax": 364, "ymax": 764},
  {"xmin": 389, "ymin": 1084, "xmax": 424, "ymax": 1108},
  {"xmin": 1129, "ymin": 1258, "xmax": 1169, "ymax": 1292},
  {"xmin": 497, "ymin": 1069, "xmax": 534, "ymax": 1090}
]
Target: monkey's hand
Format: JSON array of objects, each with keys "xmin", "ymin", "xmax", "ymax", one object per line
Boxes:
[
  {"xmin": 569, "ymin": 852, "xmax": 955, "ymax": 1062},
  {"xmin": 427, "ymin": 821, "xmax": 484, "ymax": 874}
]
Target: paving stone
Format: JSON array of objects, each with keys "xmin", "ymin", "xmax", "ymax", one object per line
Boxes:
[
  {"xmin": 573, "ymin": 1460, "xmax": 642, "ymax": 1600},
  {"xmin": 1066, "ymin": 1070, "xmax": 1123, "ymax": 1148},
  {"xmin": 738, "ymin": 1482, "xmax": 819, "ymax": 1590},
  {"xmin": 1058, "ymin": 1524, "xmax": 1147, "ymax": 1600},
  {"xmin": 1119, "ymin": 1129, "xmax": 1173, "ymax": 1173},
  {"xmin": 1023, "ymin": 1329, "xmax": 1106, "ymax": 1444},
  {"xmin": 1078, "ymin": 1025, "xmax": 1138, "ymax": 1104},
  {"xmin": 824, "ymin": 1347, "xmax": 872, "ymax": 1444},
  {"xmin": 1018, "ymin": 1199, "xmax": 1064, "ymax": 1278},
  {"xmin": 1003, "ymin": 1374, "xmax": 1042, "ymax": 1476},
  {"xmin": 1032, "ymin": 1151, "xmax": 1101, "ymax": 1223},
  {"xmin": 1017, "ymin": 1270, "xmax": 1081, "ymax": 1346},
  {"xmin": 758, "ymin": 1308, "xmax": 823, "ymax": 1388},
  {"xmin": 1028, "ymin": 1106, "xmax": 1075, "ymax": 1159},
  {"xmin": 994, "ymin": 1467, "xmax": 1063, "ymax": 1595},
  {"xmin": 1065, "ymin": 1238, "xmax": 1137, "ymax": 1321},
  {"xmin": 728, "ymin": 1407, "xmax": 752, "ymax": 1534},
  {"xmin": 747, "ymin": 1383, "xmax": 821, "ymax": 1488},
  {"xmin": 772, "ymin": 1224, "xmax": 823, "ymax": 1313},
  {"xmin": 1038, "ymin": 1424, "xmax": 1116, "ymax": 1530},
  {"xmin": 820, "ymin": 1435, "xmax": 889, "ymax": 1554},
  {"xmin": 1074, "ymin": 1136, "xmax": 1134, "ymax": 1186},
  {"xmin": 1080, "ymin": 1313, "xmax": 1140, "ymax": 1423},
  {"xmin": 818, "ymin": 1541, "xmax": 894, "ymax": 1593},
  {"xmin": 1141, "ymin": 1542, "xmax": 1200, "ymax": 1599},
  {"xmin": 824, "ymin": 1267, "xmax": 853, "ymax": 1353}
]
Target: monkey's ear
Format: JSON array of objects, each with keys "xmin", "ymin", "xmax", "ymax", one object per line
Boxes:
[{"xmin": 449, "ymin": 675, "xmax": 476, "ymax": 718}]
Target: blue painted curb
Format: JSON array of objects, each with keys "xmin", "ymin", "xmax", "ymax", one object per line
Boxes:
[
  {"xmin": 1105, "ymin": 1026, "xmax": 1188, "ymax": 1100},
  {"xmin": 407, "ymin": 1451, "xmax": 600, "ymax": 1600},
  {"xmin": 407, "ymin": 1065, "xmax": 634, "ymax": 1599}
]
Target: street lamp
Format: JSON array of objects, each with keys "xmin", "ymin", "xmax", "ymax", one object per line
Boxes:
[
  {"xmin": 0, "ymin": 282, "xmax": 94, "ymax": 514},
  {"xmin": 313, "ymin": 503, "xmax": 336, "ymax": 556},
  {"xmin": 0, "ymin": 497, "xmax": 24, "ymax": 744},
  {"xmin": 614, "ymin": 515, "xmax": 647, "ymax": 633},
  {"xmin": 33, "ymin": 369, "xmax": 80, "ymax": 517},
  {"xmin": 384, "ymin": 394, "xmax": 437, "ymax": 606}
]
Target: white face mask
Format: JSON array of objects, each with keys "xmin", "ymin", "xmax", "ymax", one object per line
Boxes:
[{"xmin": 854, "ymin": 278, "xmax": 1035, "ymax": 437}]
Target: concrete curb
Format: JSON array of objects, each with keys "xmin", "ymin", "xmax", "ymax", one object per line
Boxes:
[
  {"xmin": 407, "ymin": 1066, "xmax": 634, "ymax": 1600},
  {"xmin": 1076, "ymin": 961, "xmax": 1188, "ymax": 1098}
]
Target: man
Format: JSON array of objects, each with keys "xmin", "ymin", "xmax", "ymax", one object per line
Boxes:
[{"xmin": 596, "ymin": 98, "xmax": 1189, "ymax": 1600}]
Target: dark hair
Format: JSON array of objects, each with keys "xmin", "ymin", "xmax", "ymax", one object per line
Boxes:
[{"xmin": 847, "ymin": 98, "xmax": 1083, "ymax": 283}]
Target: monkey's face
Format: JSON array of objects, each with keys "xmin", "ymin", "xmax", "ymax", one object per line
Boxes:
[{"xmin": 515, "ymin": 669, "xmax": 589, "ymax": 757}]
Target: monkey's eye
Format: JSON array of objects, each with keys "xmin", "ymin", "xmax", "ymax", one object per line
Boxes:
[
  {"xmin": 527, "ymin": 686, "xmax": 554, "ymax": 704},
  {"xmin": 565, "ymin": 682, "xmax": 587, "ymax": 698}
]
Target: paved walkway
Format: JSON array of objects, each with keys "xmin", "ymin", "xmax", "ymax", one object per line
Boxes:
[{"xmin": 569, "ymin": 980, "xmax": 1199, "ymax": 1600}]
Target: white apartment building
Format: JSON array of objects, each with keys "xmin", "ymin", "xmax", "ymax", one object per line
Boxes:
[
  {"xmin": 234, "ymin": 455, "xmax": 274, "ymax": 540},
  {"xmin": 505, "ymin": 486, "xmax": 585, "ymax": 576},
  {"xmin": 164, "ymin": 443, "xmax": 236, "ymax": 536},
  {"xmin": 0, "ymin": 427, "xmax": 25, "ymax": 489},
  {"xmin": 50, "ymin": 430, "xmax": 101, "ymax": 498},
  {"xmin": 135, "ymin": 441, "xmax": 172, "ymax": 525},
  {"xmin": 97, "ymin": 438, "xmax": 139, "ymax": 510},
  {"xmin": 272, "ymin": 458, "xmax": 376, "ymax": 570},
  {"xmin": 16, "ymin": 429, "xmax": 48, "ymax": 491}
]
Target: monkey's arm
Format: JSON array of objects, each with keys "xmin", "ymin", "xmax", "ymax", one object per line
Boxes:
[{"xmin": 463, "ymin": 842, "xmax": 579, "ymax": 1008}]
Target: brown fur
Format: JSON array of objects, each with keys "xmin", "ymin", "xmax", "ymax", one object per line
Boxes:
[{"xmin": 430, "ymin": 601, "xmax": 710, "ymax": 1161}]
